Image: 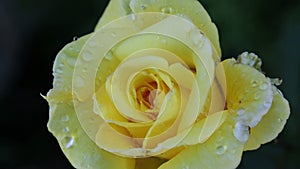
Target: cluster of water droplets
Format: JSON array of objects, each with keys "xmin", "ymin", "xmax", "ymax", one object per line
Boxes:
[
  {"xmin": 215, "ymin": 133, "xmax": 228, "ymax": 155},
  {"xmin": 60, "ymin": 115, "xmax": 76, "ymax": 149}
]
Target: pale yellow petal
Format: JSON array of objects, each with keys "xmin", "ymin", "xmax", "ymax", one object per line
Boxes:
[
  {"xmin": 222, "ymin": 58, "xmax": 273, "ymax": 142},
  {"xmin": 158, "ymin": 116, "xmax": 244, "ymax": 169},
  {"xmin": 244, "ymin": 87, "xmax": 290, "ymax": 150}
]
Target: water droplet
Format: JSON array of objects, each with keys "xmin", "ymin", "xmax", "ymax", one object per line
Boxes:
[
  {"xmin": 161, "ymin": 39, "xmax": 167, "ymax": 44},
  {"xmin": 161, "ymin": 6, "xmax": 173, "ymax": 14},
  {"xmin": 62, "ymin": 127, "xmax": 69, "ymax": 133},
  {"xmin": 188, "ymin": 28, "xmax": 204, "ymax": 46},
  {"xmin": 61, "ymin": 136, "xmax": 75, "ymax": 149},
  {"xmin": 216, "ymin": 145, "xmax": 227, "ymax": 155},
  {"xmin": 263, "ymin": 100, "xmax": 272, "ymax": 108},
  {"xmin": 237, "ymin": 108, "xmax": 245, "ymax": 115},
  {"xmin": 88, "ymin": 40, "xmax": 96, "ymax": 47},
  {"xmin": 251, "ymin": 80, "xmax": 258, "ymax": 87},
  {"xmin": 55, "ymin": 68, "xmax": 63, "ymax": 74},
  {"xmin": 61, "ymin": 53, "xmax": 67, "ymax": 59},
  {"xmin": 83, "ymin": 52, "xmax": 93, "ymax": 61},
  {"xmin": 270, "ymin": 78, "xmax": 283, "ymax": 86},
  {"xmin": 73, "ymin": 36, "xmax": 78, "ymax": 41},
  {"xmin": 61, "ymin": 115, "xmax": 69, "ymax": 122},
  {"xmin": 141, "ymin": 4, "xmax": 147, "ymax": 10},
  {"xmin": 105, "ymin": 51, "xmax": 113, "ymax": 60},
  {"xmin": 259, "ymin": 82, "xmax": 268, "ymax": 90},
  {"xmin": 130, "ymin": 13, "xmax": 136, "ymax": 21},
  {"xmin": 278, "ymin": 118, "xmax": 283, "ymax": 123},
  {"xmin": 66, "ymin": 58, "xmax": 75, "ymax": 67},
  {"xmin": 111, "ymin": 32, "xmax": 116, "ymax": 37},
  {"xmin": 234, "ymin": 122, "xmax": 249, "ymax": 143}
]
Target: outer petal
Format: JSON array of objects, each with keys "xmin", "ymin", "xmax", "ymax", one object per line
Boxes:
[
  {"xmin": 158, "ymin": 114, "xmax": 244, "ymax": 169},
  {"xmin": 46, "ymin": 37, "xmax": 135, "ymax": 168},
  {"xmin": 47, "ymin": 100, "xmax": 135, "ymax": 169},
  {"xmin": 222, "ymin": 58, "xmax": 273, "ymax": 142},
  {"xmin": 135, "ymin": 157, "xmax": 166, "ymax": 169},
  {"xmin": 244, "ymin": 87, "xmax": 290, "ymax": 150},
  {"xmin": 95, "ymin": 0, "xmax": 221, "ymax": 60}
]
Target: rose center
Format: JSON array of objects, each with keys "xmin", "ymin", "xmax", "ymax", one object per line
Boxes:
[{"xmin": 130, "ymin": 69, "xmax": 172, "ymax": 119}]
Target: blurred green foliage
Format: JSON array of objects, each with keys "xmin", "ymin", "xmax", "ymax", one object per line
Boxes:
[{"xmin": 0, "ymin": 0, "xmax": 299, "ymax": 168}]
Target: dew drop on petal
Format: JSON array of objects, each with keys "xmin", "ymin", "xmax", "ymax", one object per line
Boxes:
[
  {"xmin": 141, "ymin": 4, "xmax": 147, "ymax": 10},
  {"xmin": 270, "ymin": 78, "xmax": 283, "ymax": 86},
  {"xmin": 216, "ymin": 145, "xmax": 227, "ymax": 155},
  {"xmin": 251, "ymin": 80, "xmax": 258, "ymax": 87},
  {"xmin": 61, "ymin": 115, "xmax": 69, "ymax": 122},
  {"xmin": 88, "ymin": 40, "xmax": 97, "ymax": 47},
  {"xmin": 73, "ymin": 36, "xmax": 78, "ymax": 41},
  {"xmin": 161, "ymin": 39, "xmax": 167, "ymax": 44},
  {"xmin": 105, "ymin": 51, "xmax": 113, "ymax": 60},
  {"xmin": 55, "ymin": 68, "xmax": 63, "ymax": 74},
  {"xmin": 263, "ymin": 100, "xmax": 272, "ymax": 108},
  {"xmin": 259, "ymin": 82, "xmax": 268, "ymax": 90},
  {"xmin": 188, "ymin": 28, "xmax": 204, "ymax": 46},
  {"xmin": 111, "ymin": 32, "xmax": 116, "ymax": 37},
  {"xmin": 62, "ymin": 127, "xmax": 69, "ymax": 133},
  {"xmin": 83, "ymin": 52, "xmax": 93, "ymax": 61},
  {"xmin": 237, "ymin": 108, "xmax": 245, "ymax": 115},
  {"xmin": 61, "ymin": 136, "xmax": 75, "ymax": 149},
  {"xmin": 234, "ymin": 122, "xmax": 249, "ymax": 143}
]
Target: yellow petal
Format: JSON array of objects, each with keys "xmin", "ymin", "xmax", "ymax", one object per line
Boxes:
[
  {"xmin": 158, "ymin": 116, "xmax": 244, "ymax": 169},
  {"xmin": 110, "ymin": 55, "xmax": 170, "ymax": 122},
  {"xmin": 95, "ymin": 123, "xmax": 141, "ymax": 155},
  {"xmin": 47, "ymin": 100, "xmax": 135, "ymax": 168},
  {"xmin": 180, "ymin": 110, "xmax": 227, "ymax": 146},
  {"xmin": 222, "ymin": 58, "xmax": 273, "ymax": 142},
  {"xmin": 135, "ymin": 157, "xmax": 166, "ymax": 169},
  {"xmin": 143, "ymin": 63, "xmax": 196, "ymax": 149},
  {"xmin": 51, "ymin": 34, "xmax": 91, "ymax": 92},
  {"xmin": 203, "ymin": 62, "xmax": 227, "ymax": 115},
  {"xmin": 244, "ymin": 87, "xmax": 290, "ymax": 150},
  {"xmin": 95, "ymin": 0, "xmax": 221, "ymax": 60},
  {"xmin": 94, "ymin": 83, "xmax": 153, "ymax": 138},
  {"xmin": 95, "ymin": 0, "xmax": 131, "ymax": 30}
]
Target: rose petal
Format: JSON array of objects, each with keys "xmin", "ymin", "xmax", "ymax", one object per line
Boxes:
[
  {"xmin": 135, "ymin": 157, "xmax": 166, "ymax": 169},
  {"xmin": 180, "ymin": 110, "xmax": 227, "ymax": 146},
  {"xmin": 96, "ymin": 0, "xmax": 221, "ymax": 59},
  {"xmin": 244, "ymin": 87, "xmax": 290, "ymax": 150},
  {"xmin": 222, "ymin": 58, "xmax": 273, "ymax": 142},
  {"xmin": 47, "ymin": 36, "xmax": 135, "ymax": 168},
  {"xmin": 158, "ymin": 115, "xmax": 244, "ymax": 169}
]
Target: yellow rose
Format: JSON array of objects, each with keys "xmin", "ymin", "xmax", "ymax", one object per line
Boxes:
[{"xmin": 45, "ymin": 0, "xmax": 290, "ymax": 168}]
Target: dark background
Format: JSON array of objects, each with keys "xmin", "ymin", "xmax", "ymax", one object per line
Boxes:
[{"xmin": 0, "ymin": 0, "xmax": 299, "ymax": 168}]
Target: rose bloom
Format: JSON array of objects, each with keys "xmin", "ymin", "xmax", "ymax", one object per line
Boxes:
[{"xmin": 45, "ymin": 0, "xmax": 290, "ymax": 168}]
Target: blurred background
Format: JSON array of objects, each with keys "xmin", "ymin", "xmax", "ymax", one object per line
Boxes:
[{"xmin": 0, "ymin": 0, "xmax": 299, "ymax": 168}]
